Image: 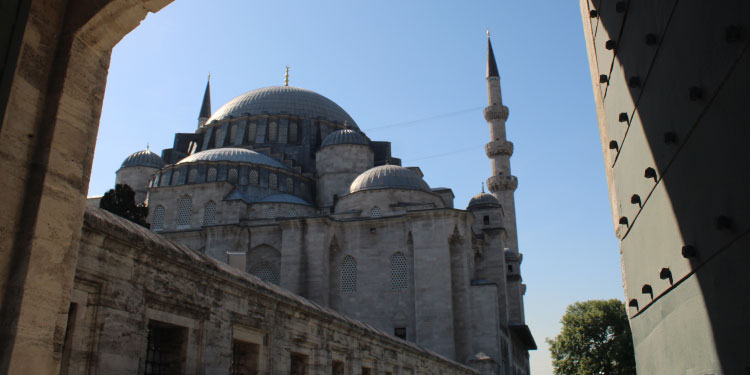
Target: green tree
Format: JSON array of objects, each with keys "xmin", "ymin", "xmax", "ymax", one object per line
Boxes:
[
  {"xmin": 547, "ymin": 299, "xmax": 636, "ymax": 375},
  {"xmin": 99, "ymin": 184, "xmax": 150, "ymax": 228}
]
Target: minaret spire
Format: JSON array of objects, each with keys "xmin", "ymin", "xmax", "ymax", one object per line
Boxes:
[
  {"xmin": 487, "ymin": 29, "xmax": 499, "ymax": 79},
  {"xmin": 198, "ymin": 74, "xmax": 212, "ymax": 128}
]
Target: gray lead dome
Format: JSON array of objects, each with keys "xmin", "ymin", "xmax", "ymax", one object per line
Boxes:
[
  {"xmin": 467, "ymin": 192, "xmax": 501, "ymax": 209},
  {"xmin": 321, "ymin": 129, "xmax": 369, "ymax": 147},
  {"xmin": 178, "ymin": 147, "xmax": 290, "ymax": 170},
  {"xmin": 349, "ymin": 165, "xmax": 431, "ymax": 193},
  {"xmin": 120, "ymin": 150, "xmax": 165, "ymax": 169},
  {"xmin": 207, "ymin": 86, "xmax": 358, "ymax": 128}
]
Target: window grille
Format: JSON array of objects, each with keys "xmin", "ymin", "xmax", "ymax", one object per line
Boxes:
[
  {"xmin": 266, "ymin": 207, "xmax": 276, "ymax": 219},
  {"xmin": 340, "ymin": 256, "xmax": 357, "ymax": 292},
  {"xmin": 152, "ymin": 205, "xmax": 165, "ymax": 231},
  {"xmin": 250, "ymin": 262, "xmax": 279, "ymax": 285},
  {"xmin": 247, "ymin": 123, "xmax": 257, "ymax": 143},
  {"xmin": 286, "ymin": 178, "xmax": 294, "ymax": 193},
  {"xmin": 370, "ymin": 206, "xmax": 381, "ymax": 218},
  {"xmin": 289, "ymin": 122, "xmax": 298, "ymax": 143},
  {"xmin": 207, "ymin": 168, "xmax": 217, "ymax": 182},
  {"xmin": 391, "ymin": 252, "xmax": 408, "ymax": 290},
  {"xmin": 203, "ymin": 201, "xmax": 217, "ymax": 226},
  {"xmin": 228, "ymin": 168, "xmax": 238, "ymax": 183},
  {"xmin": 249, "ymin": 170, "xmax": 259, "ymax": 185},
  {"xmin": 269, "ymin": 173, "xmax": 278, "ymax": 189},
  {"xmin": 287, "ymin": 209, "xmax": 297, "ymax": 218},
  {"xmin": 171, "ymin": 171, "xmax": 180, "ymax": 185},
  {"xmin": 177, "ymin": 196, "xmax": 192, "ymax": 229},
  {"xmin": 188, "ymin": 169, "xmax": 198, "ymax": 183},
  {"xmin": 145, "ymin": 321, "xmax": 186, "ymax": 375},
  {"xmin": 268, "ymin": 121, "xmax": 278, "ymax": 142}
]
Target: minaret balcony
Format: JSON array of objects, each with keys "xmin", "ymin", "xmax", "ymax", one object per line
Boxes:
[
  {"xmin": 483, "ymin": 104, "xmax": 509, "ymax": 121},
  {"xmin": 487, "ymin": 174, "xmax": 518, "ymax": 193},
  {"xmin": 485, "ymin": 140, "xmax": 514, "ymax": 157}
]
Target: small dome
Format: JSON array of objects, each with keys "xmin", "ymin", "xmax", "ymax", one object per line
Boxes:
[
  {"xmin": 350, "ymin": 165, "xmax": 431, "ymax": 193},
  {"xmin": 207, "ymin": 86, "xmax": 358, "ymax": 128},
  {"xmin": 321, "ymin": 129, "xmax": 369, "ymax": 147},
  {"xmin": 467, "ymin": 192, "xmax": 501, "ymax": 210},
  {"xmin": 261, "ymin": 193, "xmax": 312, "ymax": 206},
  {"xmin": 120, "ymin": 149, "xmax": 165, "ymax": 169},
  {"xmin": 178, "ymin": 147, "xmax": 289, "ymax": 170}
]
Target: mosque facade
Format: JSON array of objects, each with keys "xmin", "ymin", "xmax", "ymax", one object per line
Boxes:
[{"xmin": 111, "ymin": 36, "xmax": 535, "ymax": 374}]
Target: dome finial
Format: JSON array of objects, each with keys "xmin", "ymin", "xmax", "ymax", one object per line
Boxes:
[
  {"xmin": 481, "ymin": 181, "xmax": 485, "ymax": 193},
  {"xmin": 284, "ymin": 65, "xmax": 290, "ymax": 86},
  {"xmin": 487, "ymin": 28, "xmax": 490, "ymax": 37},
  {"xmin": 146, "ymin": 142, "xmax": 150, "ymax": 152}
]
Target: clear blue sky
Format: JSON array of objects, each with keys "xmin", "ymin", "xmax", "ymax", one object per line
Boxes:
[{"xmin": 88, "ymin": 0, "xmax": 622, "ymax": 373}]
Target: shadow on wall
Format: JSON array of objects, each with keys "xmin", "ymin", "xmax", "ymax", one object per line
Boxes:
[{"xmin": 589, "ymin": 0, "xmax": 750, "ymax": 373}]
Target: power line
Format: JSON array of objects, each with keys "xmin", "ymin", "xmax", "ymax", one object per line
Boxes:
[
  {"xmin": 363, "ymin": 106, "xmax": 484, "ymax": 132},
  {"xmin": 403, "ymin": 144, "xmax": 485, "ymax": 163}
]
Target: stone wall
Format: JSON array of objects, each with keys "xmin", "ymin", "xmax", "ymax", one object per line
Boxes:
[{"xmin": 66, "ymin": 206, "xmax": 476, "ymax": 375}]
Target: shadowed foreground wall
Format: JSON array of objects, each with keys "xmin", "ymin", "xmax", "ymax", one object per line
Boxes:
[
  {"xmin": 581, "ymin": 0, "xmax": 750, "ymax": 373},
  {"xmin": 67, "ymin": 206, "xmax": 476, "ymax": 374}
]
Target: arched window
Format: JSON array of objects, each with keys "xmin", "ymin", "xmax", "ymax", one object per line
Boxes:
[
  {"xmin": 340, "ymin": 255, "xmax": 357, "ymax": 292},
  {"xmin": 249, "ymin": 170, "xmax": 259, "ymax": 185},
  {"xmin": 228, "ymin": 168, "xmax": 238, "ymax": 183},
  {"xmin": 203, "ymin": 201, "xmax": 217, "ymax": 226},
  {"xmin": 391, "ymin": 252, "xmax": 408, "ymax": 291},
  {"xmin": 266, "ymin": 207, "xmax": 276, "ymax": 219},
  {"xmin": 177, "ymin": 196, "xmax": 192, "ymax": 229},
  {"xmin": 152, "ymin": 205, "xmax": 165, "ymax": 231},
  {"xmin": 268, "ymin": 121, "xmax": 278, "ymax": 142},
  {"xmin": 288, "ymin": 122, "xmax": 298, "ymax": 143},
  {"xmin": 247, "ymin": 122, "xmax": 257, "ymax": 143},
  {"xmin": 269, "ymin": 173, "xmax": 278, "ymax": 189},
  {"xmin": 188, "ymin": 168, "xmax": 198, "ymax": 183},
  {"xmin": 207, "ymin": 167, "xmax": 217, "ymax": 182},
  {"xmin": 171, "ymin": 171, "xmax": 180, "ymax": 185},
  {"xmin": 370, "ymin": 206, "xmax": 381, "ymax": 218},
  {"xmin": 286, "ymin": 177, "xmax": 294, "ymax": 193},
  {"xmin": 229, "ymin": 123, "xmax": 237, "ymax": 143},
  {"xmin": 249, "ymin": 262, "xmax": 280, "ymax": 285}
]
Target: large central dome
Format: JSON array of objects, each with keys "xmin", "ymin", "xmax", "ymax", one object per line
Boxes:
[{"xmin": 207, "ymin": 86, "xmax": 358, "ymax": 128}]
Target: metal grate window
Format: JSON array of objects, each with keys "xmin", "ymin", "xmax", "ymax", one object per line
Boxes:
[
  {"xmin": 391, "ymin": 252, "xmax": 408, "ymax": 290},
  {"xmin": 203, "ymin": 201, "xmax": 217, "ymax": 226},
  {"xmin": 152, "ymin": 205, "xmax": 165, "ymax": 231},
  {"xmin": 188, "ymin": 169, "xmax": 198, "ymax": 183},
  {"xmin": 340, "ymin": 256, "xmax": 357, "ymax": 292},
  {"xmin": 265, "ymin": 207, "xmax": 276, "ymax": 219},
  {"xmin": 207, "ymin": 168, "xmax": 217, "ymax": 182},
  {"xmin": 370, "ymin": 206, "xmax": 381, "ymax": 218},
  {"xmin": 249, "ymin": 170, "xmax": 258, "ymax": 185},
  {"xmin": 286, "ymin": 177, "xmax": 294, "ymax": 193},
  {"xmin": 145, "ymin": 321, "xmax": 186, "ymax": 375},
  {"xmin": 171, "ymin": 171, "xmax": 180, "ymax": 186},
  {"xmin": 268, "ymin": 121, "xmax": 278, "ymax": 142},
  {"xmin": 269, "ymin": 173, "xmax": 278, "ymax": 189},
  {"xmin": 247, "ymin": 123, "xmax": 257, "ymax": 143},
  {"xmin": 177, "ymin": 196, "xmax": 192, "ymax": 229},
  {"xmin": 250, "ymin": 262, "xmax": 279, "ymax": 285},
  {"xmin": 228, "ymin": 168, "xmax": 238, "ymax": 183},
  {"xmin": 287, "ymin": 209, "xmax": 297, "ymax": 218}
]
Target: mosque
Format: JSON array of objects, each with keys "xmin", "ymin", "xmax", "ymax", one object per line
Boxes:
[{"xmin": 108, "ymin": 35, "xmax": 535, "ymax": 373}]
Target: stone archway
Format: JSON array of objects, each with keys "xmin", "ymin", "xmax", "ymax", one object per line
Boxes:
[{"xmin": 0, "ymin": 1, "xmax": 173, "ymax": 373}]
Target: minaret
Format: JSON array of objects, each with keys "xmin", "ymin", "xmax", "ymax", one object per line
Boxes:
[
  {"xmin": 198, "ymin": 75, "xmax": 211, "ymax": 128},
  {"xmin": 484, "ymin": 32, "xmax": 519, "ymax": 254}
]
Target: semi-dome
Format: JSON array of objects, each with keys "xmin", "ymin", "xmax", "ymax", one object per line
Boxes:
[
  {"xmin": 467, "ymin": 192, "xmax": 501, "ymax": 209},
  {"xmin": 261, "ymin": 193, "xmax": 312, "ymax": 206},
  {"xmin": 207, "ymin": 86, "xmax": 358, "ymax": 128},
  {"xmin": 321, "ymin": 129, "xmax": 369, "ymax": 147},
  {"xmin": 177, "ymin": 147, "xmax": 289, "ymax": 170},
  {"xmin": 349, "ymin": 165, "xmax": 431, "ymax": 193},
  {"xmin": 120, "ymin": 149, "xmax": 165, "ymax": 169}
]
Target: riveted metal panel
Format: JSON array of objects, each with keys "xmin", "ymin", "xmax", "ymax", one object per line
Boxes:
[{"xmin": 602, "ymin": 60, "xmax": 635, "ymax": 148}]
